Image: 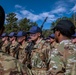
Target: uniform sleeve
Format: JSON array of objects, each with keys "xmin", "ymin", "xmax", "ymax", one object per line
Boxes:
[
  {"xmin": 0, "ymin": 52, "xmax": 32, "ymax": 75},
  {"xmin": 64, "ymin": 44, "xmax": 76, "ymax": 75},
  {"xmin": 10, "ymin": 57, "xmax": 33, "ymax": 75},
  {"xmin": 41, "ymin": 42, "xmax": 51, "ymax": 69},
  {"xmin": 47, "ymin": 41, "xmax": 76, "ymax": 75}
]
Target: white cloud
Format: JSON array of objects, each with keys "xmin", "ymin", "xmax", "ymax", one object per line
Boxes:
[
  {"xmin": 19, "ymin": 10, "xmax": 39, "ymax": 21},
  {"xmin": 39, "ymin": 12, "xmax": 57, "ymax": 22},
  {"xmin": 15, "ymin": 5, "xmax": 22, "ymax": 9},
  {"xmin": 51, "ymin": 0, "xmax": 67, "ymax": 14},
  {"xmin": 51, "ymin": 7, "xmax": 66, "ymax": 14},
  {"xmin": 71, "ymin": 4, "xmax": 76, "ymax": 12},
  {"xmin": 13, "ymin": 1, "xmax": 76, "ymax": 29},
  {"xmin": 15, "ymin": 3, "xmax": 75, "ymax": 24},
  {"xmin": 53, "ymin": 0, "xmax": 76, "ymax": 14},
  {"xmin": 15, "ymin": 12, "xmax": 22, "ymax": 20},
  {"xmin": 15, "ymin": 5, "xmax": 57, "ymax": 23}
]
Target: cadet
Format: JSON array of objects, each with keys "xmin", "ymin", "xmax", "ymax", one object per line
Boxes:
[
  {"xmin": 16, "ymin": 31, "xmax": 28, "ymax": 64},
  {"xmin": 49, "ymin": 20, "xmax": 76, "ymax": 75},
  {"xmin": 8, "ymin": 32, "xmax": 19, "ymax": 57},
  {"xmin": 0, "ymin": 5, "xmax": 32, "ymax": 75},
  {"xmin": 27, "ymin": 26, "xmax": 51, "ymax": 75},
  {"xmin": 1, "ymin": 33, "xmax": 10, "ymax": 53},
  {"xmin": 49, "ymin": 34, "xmax": 59, "ymax": 49}
]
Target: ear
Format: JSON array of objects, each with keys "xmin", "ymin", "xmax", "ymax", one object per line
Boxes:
[
  {"xmin": 0, "ymin": 26, "xmax": 4, "ymax": 36},
  {"xmin": 57, "ymin": 31, "xmax": 60, "ymax": 36},
  {"xmin": 37, "ymin": 32, "xmax": 41, "ymax": 37}
]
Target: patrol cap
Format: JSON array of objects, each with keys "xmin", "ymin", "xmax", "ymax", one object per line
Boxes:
[
  {"xmin": 52, "ymin": 20, "xmax": 75, "ymax": 37},
  {"xmin": 9, "ymin": 32, "xmax": 16, "ymax": 37},
  {"xmin": 0, "ymin": 5, "xmax": 5, "ymax": 29},
  {"xmin": 72, "ymin": 33, "xmax": 76, "ymax": 38},
  {"xmin": 28, "ymin": 26, "xmax": 42, "ymax": 34},
  {"xmin": 16, "ymin": 31, "xmax": 27, "ymax": 37},
  {"xmin": 1, "ymin": 33, "xmax": 8, "ymax": 37},
  {"xmin": 49, "ymin": 34, "xmax": 55, "ymax": 39}
]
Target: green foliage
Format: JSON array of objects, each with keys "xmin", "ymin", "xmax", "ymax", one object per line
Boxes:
[
  {"xmin": 4, "ymin": 12, "xmax": 76, "ymax": 37},
  {"xmin": 18, "ymin": 18, "xmax": 37, "ymax": 31},
  {"xmin": 42, "ymin": 29, "xmax": 52, "ymax": 38},
  {"xmin": 4, "ymin": 13, "xmax": 38, "ymax": 33},
  {"xmin": 4, "ymin": 13, "xmax": 18, "ymax": 33}
]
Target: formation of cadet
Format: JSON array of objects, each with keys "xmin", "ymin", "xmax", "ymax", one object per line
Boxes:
[
  {"xmin": 0, "ymin": 5, "xmax": 76, "ymax": 75},
  {"xmin": 0, "ymin": 5, "xmax": 32, "ymax": 75}
]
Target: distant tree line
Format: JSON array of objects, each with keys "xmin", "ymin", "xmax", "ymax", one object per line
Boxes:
[
  {"xmin": 4, "ymin": 13, "xmax": 38, "ymax": 33},
  {"xmin": 4, "ymin": 12, "xmax": 76, "ymax": 37}
]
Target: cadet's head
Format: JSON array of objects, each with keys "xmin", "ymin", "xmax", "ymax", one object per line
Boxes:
[
  {"xmin": 1, "ymin": 33, "xmax": 8, "ymax": 41},
  {"xmin": 71, "ymin": 33, "xmax": 76, "ymax": 43},
  {"xmin": 49, "ymin": 34, "xmax": 55, "ymax": 43},
  {"xmin": 16, "ymin": 31, "xmax": 27, "ymax": 43},
  {"xmin": 28, "ymin": 26, "xmax": 42, "ymax": 41},
  {"xmin": 53, "ymin": 20, "xmax": 75, "ymax": 43},
  {"xmin": 0, "ymin": 6, "xmax": 5, "ymax": 36},
  {"xmin": 9, "ymin": 32, "xmax": 17, "ymax": 42}
]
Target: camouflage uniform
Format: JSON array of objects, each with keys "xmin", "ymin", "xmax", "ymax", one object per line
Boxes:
[
  {"xmin": 18, "ymin": 42, "xmax": 28, "ymax": 64},
  {"xmin": 50, "ymin": 20, "xmax": 76, "ymax": 75},
  {"xmin": 8, "ymin": 32, "xmax": 19, "ymax": 57},
  {"xmin": 10, "ymin": 41, "xmax": 19, "ymax": 57},
  {"xmin": 0, "ymin": 50, "xmax": 32, "ymax": 75},
  {"xmin": 51, "ymin": 41, "xmax": 59, "ymax": 49},
  {"xmin": 1, "ymin": 41, "xmax": 10, "ymax": 53},
  {"xmin": 49, "ymin": 40, "xmax": 76, "ymax": 75},
  {"xmin": 0, "ymin": 5, "xmax": 32, "ymax": 75},
  {"xmin": 16, "ymin": 31, "xmax": 29, "ymax": 65},
  {"xmin": 30, "ymin": 39, "xmax": 51, "ymax": 75}
]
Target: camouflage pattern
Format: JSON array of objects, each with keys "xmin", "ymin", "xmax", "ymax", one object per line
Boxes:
[
  {"xmin": 51, "ymin": 41, "xmax": 59, "ymax": 50},
  {"xmin": 0, "ymin": 50, "xmax": 32, "ymax": 75},
  {"xmin": 18, "ymin": 42, "xmax": 28, "ymax": 64},
  {"xmin": 1, "ymin": 41, "xmax": 10, "ymax": 53},
  {"xmin": 9, "ymin": 41, "xmax": 19, "ymax": 57},
  {"xmin": 49, "ymin": 40, "xmax": 76, "ymax": 75},
  {"xmin": 30, "ymin": 39, "xmax": 51, "ymax": 75}
]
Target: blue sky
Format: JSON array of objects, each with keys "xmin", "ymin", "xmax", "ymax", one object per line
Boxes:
[{"xmin": 0, "ymin": 0, "xmax": 76, "ymax": 29}]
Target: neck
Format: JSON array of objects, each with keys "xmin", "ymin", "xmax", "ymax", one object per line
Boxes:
[
  {"xmin": 59, "ymin": 36, "xmax": 70, "ymax": 43},
  {"xmin": 4, "ymin": 40, "xmax": 8, "ymax": 44},
  {"xmin": 21, "ymin": 40, "xmax": 25, "ymax": 45},
  {"xmin": 12, "ymin": 40, "xmax": 16, "ymax": 44},
  {"xmin": 35, "ymin": 37, "xmax": 42, "ymax": 44}
]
